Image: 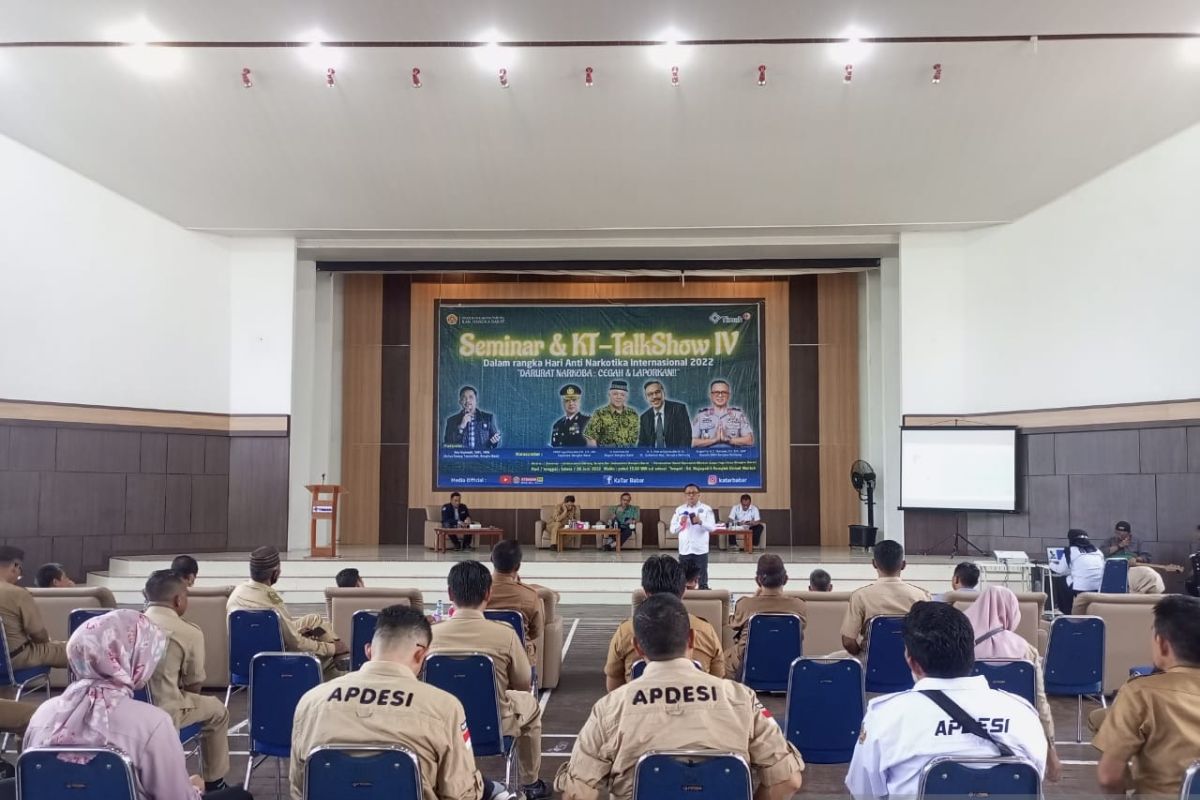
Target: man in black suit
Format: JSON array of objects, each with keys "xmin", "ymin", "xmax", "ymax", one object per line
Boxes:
[
  {"xmin": 443, "ymin": 385, "xmax": 501, "ymax": 450},
  {"xmin": 637, "ymin": 380, "xmax": 691, "ymax": 448},
  {"xmin": 441, "ymin": 492, "xmax": 473, "ymax": 550}
]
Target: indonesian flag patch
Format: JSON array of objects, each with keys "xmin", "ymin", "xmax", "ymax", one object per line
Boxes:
[
  {"xmin": 461, "ymin": 720, "xmax": 472, "ymax": 750},
  {"xmin": 754, "ymin": 700, "xmax": 772, "ymax": 719}
]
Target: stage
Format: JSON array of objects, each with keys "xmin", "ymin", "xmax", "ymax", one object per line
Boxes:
[{"xmin": 89, "ymin": 545, "xmax": 1036, "ymax": 606}]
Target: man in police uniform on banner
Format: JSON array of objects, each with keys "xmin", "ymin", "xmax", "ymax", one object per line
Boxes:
[
  {"xmin": 550, "ymin": 384, "xmax": 590, "ymax": 447},
  {"xmin": 691, "ymin": 379, "xmax": 755, "ymax": 448},
  {"xmin": 583, "ymin": 380, "xmax": 640, "ymax": 446},
  {"xmin": 845, "ymin": 602, "xmax": 1046, "ymax": 799},
  {"xmin": 557, "ymin": 593, "xmax": 804, "ymax": 800},
  {"xmin": 290, "ymin": 604, "xmax": 516, "ymax": 800}
]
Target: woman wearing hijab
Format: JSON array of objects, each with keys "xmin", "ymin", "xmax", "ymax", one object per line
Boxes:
[
  {"xmin": 1128, "ymin": 565, "xmax": 1165, "ymax": 595},
  {"xmin": 963, "ymin": 586, "xmax": 1062, "ymax": 783},
  {"xmin": 23, "ymin": 609, "xmax": 251, "ymax": 800},
  {"xmin": 1049, "ymin": 528, "xmax": 1105, "ymax": 613}
]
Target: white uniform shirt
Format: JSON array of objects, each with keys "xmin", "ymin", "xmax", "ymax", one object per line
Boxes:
[
  {"xmin": 670, "ymin": 502, "xmax": 715, "ymax": 556},
  {"xmin": 727, "ymin": 504, "xmax": 760, "ymax": 526},
  {"xmin": 845, "ymin": 675, "xmax": 1047, "ymax": 800},
  {"xmin": 1049, "ymin": 547, "xmax": 1105, "ymax": 591}
]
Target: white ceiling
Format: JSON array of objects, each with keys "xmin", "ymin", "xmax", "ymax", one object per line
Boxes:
[{"xmin": 2, "ymin": 1, "xmax": 1200, "ymax": 253}]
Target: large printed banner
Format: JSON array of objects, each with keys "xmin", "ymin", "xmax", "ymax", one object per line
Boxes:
[{"xmin": 435, "ymin": 301, "xmax": 764, "ymax": 489}]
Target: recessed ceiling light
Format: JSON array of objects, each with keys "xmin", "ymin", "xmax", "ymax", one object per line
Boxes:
[
  {"xmin": 831, "ymin": 25, "xmax": 874, "ymax": 66},
  {"xmin": 106, "ymin": 17, "xmax": 183, "ymax": 78},
  {"xmin": 648, "ymin": 27, "xmax": 692, "ymax": 70},
  {"xmin": 473, "ymin": 29, "xmax": 517, "ymax": 72},
  {"xmin": 297, "ymin": 28, "xmax": 345, "ymax": 70}
]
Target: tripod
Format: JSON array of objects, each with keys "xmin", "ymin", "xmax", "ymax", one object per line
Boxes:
[{"xmin": 923, "ymin": 529, "xmax": 988, "ymax": 558}]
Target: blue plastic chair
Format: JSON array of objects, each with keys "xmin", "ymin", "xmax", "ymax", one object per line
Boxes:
[
  {"xmin": 484, "ymin": 609, "xmax": 526, "ymax": 646},
  {"xmin": 136, "ymin": 683, "xmax": 204, "ymax": 763},
  {"xmin": 632, "ymin": 750, "xmax": 752, "ymax": 800},
  {"xmin": 1183, "ymin": 760, "xmax": 1200, "ymax": 799},
  {"xmin": 785, "ymin": 657, "xmax": 864, "ymax": 764},
  {"xmin": 918, "ymin": 756, "xmax": 1041, "ymax": 799},
  {"xmin": 740, "ymin": 613, "xmax": 804, "ymax": 692},
  {"xmin": 1129, "ymin": 664, "xmax": 1154, "ymax": 678},
  {"xmin": 0, "ymin": 626, "xmax": 51, "ymax": 754},
  {"xmin": 423, "ymin": 652, "xmax": 518, "ymax": 791},
  {"xmin": 864, "ymin": 615, "xmax": 912, "ymax": 694},
  {"xmin": 1044, "ymin": 615, "xmax": 1106, "ymax": 742},
  {"xmin": 304, "ymin": 744, "xmax": 422, "ymax": 800},
  {"xmin": 973, "ymin": 659, "xmax": 1037, "ymax": 707},
  {"xmin": 68, "ymin": 607, "xmax": 112, "ymax": 636},
  {"xmin": 1101, "ymin": 559, "xmax": 1130, "ymax": 593},
  {"xmin": 351, "ymin": 610, "xmax": 380, "ymax": 672},
  {"xmin": 17, "ymin": 746, "xmax": 137, "ymax": 799},
  {"xmin": 225, "ymin": 609, "xmax": 284, "ymax": 706},
  {"xmin": 244, "ymin": 652, "xmax": 324, "ymax": 793}
]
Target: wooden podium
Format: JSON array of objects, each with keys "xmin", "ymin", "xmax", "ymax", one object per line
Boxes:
[{"xmin": 306, "ymin": 484, "xmax": 343, "ymax": 558}]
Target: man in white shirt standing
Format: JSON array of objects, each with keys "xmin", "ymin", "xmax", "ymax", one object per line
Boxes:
[
  {"xmin": 726, "ymin": 493, "xmax": 763, "ymax": 549},
  {"xmin": 670, "ymin": 483, "xmax": 715, "ymax": 590},
  {"xmin": 845, "ymin": 601, "xmax": 1046, "ymax": 799}
]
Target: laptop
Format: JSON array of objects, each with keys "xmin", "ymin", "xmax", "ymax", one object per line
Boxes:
[{"xmin": 1046, "ymin": 546, "xmax": 1065, "ymax": 565}]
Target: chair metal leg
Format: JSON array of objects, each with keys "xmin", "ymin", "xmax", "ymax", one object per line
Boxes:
[
  {"xmin": 1075, "ymin": 695, "xmax": 1083, "ymax": 743},
  {"xmin": 274, "ymin": 754, "xmax": 282, "ymax": 800},
  {"xmin": 224, "ymin": 685, "xmax": 233, "ymax": 707},
  {"xmin": 505, "ymin": 745, "xmax": 517, "ymax": 792},
  {"xmin": 244, "ymin": 751, "xmax": 255, "ymax": 788}
]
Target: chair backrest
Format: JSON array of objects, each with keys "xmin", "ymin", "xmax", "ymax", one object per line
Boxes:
[
  {"xmin": 1044, "ymin": 616, "xmax": 1105, "ymax": 696},
  {"xmin": 1070, "ymin": 592, "xmax": 1157, "ymax": 693},
  {"xmin": 972, "ymin": 659, "xmax": 1037, "ymax": 707},
  {"xmin": 918, "ymin": 756, "xmax": 1041, "ymax": 799},
  {"xmin": 865, "ymin": 615, "xmax": 912, "ymax": 693},
  {"xmin": 946, "ymin": 591, "xmax": 1046, "ymax": 651},
  {"xmin": 632, "ymin": 750, "xmax": 752, "ymax": 800},
  {"xmin": 633, "ymin": 589, "xmax": 732, "ymax": 650},
  {"xmin": 484, "ymin": 609, "xmax": 527, "ymax": 645},
  {"xmin": 351, "ymin": 610, "xmax": 380, "ymax": 672},
  {"xmin": 785, "ymin": 657, "xmax": 864, "ymax": 764},
  {"xmin": 741, "ymin": 613, "xmax": 804, "ymax": 692},
  {"xmin": 0, "ymin": 626, "xmax": 17, "ymax": 685},
  {"xmin": 1182, "ymin": 760, "xmax": 1200, "ymax": 800},
  {"xmin": 68, "ymin": 607, "xmax": 113, "ymax": 635},
  {"xmin": 423, "ymin": 653, "xmax": 505, "ymax": 757},
  {"xmin": 782, "ymin": 590, "xmax": 854, "ymax": 655},
  {"xmin": 304, "ymin": 745, "xmax": 422, "ymax": 800},
  {"xmin": 1101, "ymin": 559, "xmax": 1130, "ymax": 593},
  {"xmin": 17, "ymin": 746, "xmax": 137, "ymax": 799},
  {"xmin": 182, "ymin": 585, "xmax": 236, "ymax": 688},
  {"xmin": 325, "ymin": 588, "xmax": 424, "ymax": 643},
  {"xmin": 228, "ymin": 609, "xmax": 285, "ymax": 682},
  {"xmin": 631, "ymin": 659, "xmax": 646, "ymax": 679},
  {"xmin": 248, "ymin": 652, "xmax": 323, "ymax": 754}
]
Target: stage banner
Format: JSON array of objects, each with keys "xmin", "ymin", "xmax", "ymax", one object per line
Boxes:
[{"xmin": 435, "ymin": 301, "xmax": 764, "ymax": 489}]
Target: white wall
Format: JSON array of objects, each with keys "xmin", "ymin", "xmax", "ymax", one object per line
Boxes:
[
  {"xmin": 900, "ymin": 122, "xmax": 1200, "ymax": 414},
  {"xmin": 859, "ymin": 259, "xmax": 904, "ymax": 542},
  {"xmin": 229, "ymin": 238, "xmax": 297, "ymax": 413}
]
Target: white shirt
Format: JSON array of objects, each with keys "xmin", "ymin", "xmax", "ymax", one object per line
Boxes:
[
  {"xmin": 726, "ymin": 503, "xmax": 760, "ymax": 525},
  {"xmin": 845, "ymin": 675, "xmax": 1047, "ymax": 800},
  {"xmin": 1049, "ymin": 547, "xmax": 1105, "ymax": 591},
  {"xmin": 670, "ymin": 502, "xmax": 715, "ymax": 555}
]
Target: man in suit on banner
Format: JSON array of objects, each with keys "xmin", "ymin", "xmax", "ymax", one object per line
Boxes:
[
  {"xmin": 637, "ymin": 380, "xmax": 691, "ymax": 448},
  {"xmin": 443, "ymin": 385, "xmax": 501, "ymax": 450}
]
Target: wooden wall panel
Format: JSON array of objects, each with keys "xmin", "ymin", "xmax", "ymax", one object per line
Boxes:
[
  {"xmin": 817, "ymin": 273, "xmax": 861, "ymax": 547},
  {"xmin": 340, "ymin": 275, "xmax": 383, "ymax": 544}
]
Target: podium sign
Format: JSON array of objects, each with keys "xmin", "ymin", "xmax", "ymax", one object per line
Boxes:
[{"xmin": 306, "ymin": 484, "xmax": 343, "ymax": 558}]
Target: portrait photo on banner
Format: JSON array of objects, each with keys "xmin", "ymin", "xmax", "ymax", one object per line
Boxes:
[{"xmin": 434, "ymin": 301, "xmax": 764, "ymax": 490}]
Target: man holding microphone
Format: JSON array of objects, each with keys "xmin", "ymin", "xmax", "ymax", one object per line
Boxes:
[{"xmin": 671, "ymin": 484, "xmax": 715, "ymax": 590}]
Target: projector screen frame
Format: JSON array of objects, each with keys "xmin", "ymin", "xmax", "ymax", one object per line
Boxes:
[{"xmin": 898, "ymin": 424, "xmax": 1020, "ymax": 514}]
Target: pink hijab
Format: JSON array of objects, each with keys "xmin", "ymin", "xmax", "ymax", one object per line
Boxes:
[
  {"xmin": 45, "ymin": 609, "xmax": 167, "ymax": 756},
  {"xmin": 962, "ymin": 586, "xmax": 1029, "ymax": 660}
]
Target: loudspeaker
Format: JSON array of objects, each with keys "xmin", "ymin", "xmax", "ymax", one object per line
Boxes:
[{"xmin": 849, "ymin": 524, "xmax": 877, "ymax": 549}]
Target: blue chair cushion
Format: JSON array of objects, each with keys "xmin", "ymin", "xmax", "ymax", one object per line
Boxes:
[
  {"xmin": 251, "ymin": 740, "xmax": 291, "ymax": 759},
  {"xmin": 12, "ymin": 665, "xmax": 50, "ymax": 684},
  {"xmin": 180, "ymin": 723, "xmax": 203, "ymax": 743}
]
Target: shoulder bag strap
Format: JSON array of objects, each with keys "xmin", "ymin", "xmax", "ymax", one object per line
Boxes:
[{"xmin": 919, "ymin": 689, "xmax": 1015, "ymax": 758}]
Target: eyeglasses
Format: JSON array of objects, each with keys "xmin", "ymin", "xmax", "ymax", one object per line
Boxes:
[
  {"xmin": 710, "ymin": 389, "xmax": 730, "ymax": 395},
  {"xmin": 684, "ymin": 490, "xmax": 700, "ymax": 496}
]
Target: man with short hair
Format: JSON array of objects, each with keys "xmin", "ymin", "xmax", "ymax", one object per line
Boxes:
[
  {"xmin": 442, "ymin": 491, "xmax": 474, "ymax": 551},
  {"xmin": 839, "ymin": 540, "xmax": 931, "ymax": 657},
  {"xmin": 335, "ymin": 568, "xmax": 363, "ymax": 588},
  {"xmin": 546, "ymin": 495, "xmax": 581, "ymax": 550},
  {"xmin": 583, "ymin": 380, "xmax": 640, "ymax": 447},
  {"xmin": 691, "ymin": 379, "xmax": 755, "ymax": 448},
  {"xmin": 933, "ymin": 561, "xmax": 981, "ymax": 602},
  {"xmin": 550, "ymin": 383, "xmax": 590, "ymax": 448},
  {"xmin": 603, "ymin": 492, "xmax": 639, "ymax": 551},
  {"xmin": 144, "ymin": 569, "xmax": 233, "ymax": 793},
  {"xmin": 557, "ymin": 594, "xmax": 805, "ymax": 800},
  {"xmin": 726, "ymin": 493, "xmax": 764, "ymax": 548},
  {"xmin": 429, "ymin": 561, "xmax": 548, "ymax": 799},
  {"xmin": 0, "ymin": 545, "xmax": 68, "ymax": 670},
  {"xmin": 489, "ymin": 540, "xmax": 544, "ymax": 661},
  {"xmin": 670, "ymin": 483, "xmax": 714, "ymax": 590},
  {"xmin": 682, "ymin": 561, "xmax": 702, "ymax": 592},
  {"xmin": 726, "ymin": 555, "xmax": 808, "ymax": 678},
  {"xmin": 808, "ymin": 569, "xmax": 833, "ymax": 592},
  {"xmin": 171, "ymin": 555, "xmax": 199, "ymax": 587},
  {"xmin": 1094, "ymin": 595, "xmax": 1200, "ymax": 797},
  {"xmin": 636, "ymin": 380, "xmax": 690, "ymax": 448},
  {"xmin": 34, "ymin": 562, "xmax": 74, "ymax": 588},
  {"xmin": 291, "ymin": 604, "xmax": 516, "ymax": 800},
  {"xmin": 227, "ymin": 545, "xmax": 349, "ymax": 679},
  {"xmin": 605, "ymin": 555, "xmax": 724, "ymax": 690},
  {"xmin": 1105, "ymin": 520, "xmax": 1149, "ymax": 563},
  {"xmin": 443, "ymin": 385, "xmax": 501, "ymax": 450},
  {"xmin": 845, "ymin": 602, "xmax": 1046, "ymax": 798}
]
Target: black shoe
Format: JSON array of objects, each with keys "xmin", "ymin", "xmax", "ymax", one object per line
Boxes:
[
  {"xmin": 522, "ymin": 779, "xmax": 551, "ymax": 799},
  {"xmin": 603, "ymin": 543, "xmax": 614, "ymax": 552}
]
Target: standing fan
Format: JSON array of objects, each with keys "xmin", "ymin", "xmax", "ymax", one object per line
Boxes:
[{"xmin": 849, "ymin": 460, "xmax": 877, "ymax": 529}]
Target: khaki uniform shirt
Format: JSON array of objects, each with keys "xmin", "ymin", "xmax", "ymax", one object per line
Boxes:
[
  {"xmin": 227, "ymin": 580, "xmax": 336, "ymax": 658},
  {"xmin": 555, "ymin": 658, "xmax": 804, "ymax": 800},
  {"xmin": 144, "ymin": 604, "xmax": 206, "ymax": 721},
  {"xmin": 0, "ymin": 581, "xmax": 49, "ymax": 655},
  {"xmin": 1093, "ymin": 665, "xmax": 1200, "ymax": 797},
  {"xmin": 289, "ymin": 661, "xmax": 484, "ymax": 800},
  {"xmin": 840, "ymin": 577, "xmax": 931, "ymax": 645},
  {"xmin": 488, "ymin": 574, "xmax": 544, "ymax": 660},
  {"xmin": 429, "ymin": 609, "xmax": 531, "ymax": 726},
  {"xmin": 729, "ymin": 590, "xmax": 808, "ymax": 666},
  {"xmin": 605, "ymin": 613, "xmax": 724, "ymax": 684}
]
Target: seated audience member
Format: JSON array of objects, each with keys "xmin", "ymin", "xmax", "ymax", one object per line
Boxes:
[
  {"xmin": 603, "ymin": 492, "xmax": 639, "ymax": 550},
  {"xmin": 845, "ymin": 602, "xmax": 1046, "ymax": 798},
  {"xmin": 726, "ymin": 493, "xmax": 764, "ymax": 548},
  {"xmin": 808, "ymin": 568, "xmax": 832, "ymax": 592},
  {"xmin": 1105, "ymin": 520, "xmax": 1149, "ymax": 563},
  {"xmin": 227, "ymin": 546, "xmax": 348, "ymax": 679},
  {"xmin": 489, "ymin": 540, "xmax": 544, "ymax": 660},
  {"xmin": 429, "ymin": 561, "xmax": 548, "ymax": 800},
  {"xmin": 838, "ymin": 540, "xmax": 930, "ymax": 657},
  {"xmin": 24, "ymin": 609, "xmax": 252, "ymax": 800},
  {"xmin": 605, "ymin": 555, "xmax": 724, "ymax": 690},
  {"xmin": 933, "ymin": 561, "xmax": 981, "ymax": 602},
  {"xmin": 1094, "ymin": 595, "xmax": 1200, "ymax": 797},
  {"xmin": 334, "ymin": 567, "xmax": 363, "ymax": 588},
  {"xmin": 33, "ymin": 562, "xmax": 74, "ymax": 588},
  {"xmin": 144, "ymin": 570, "xmax": 233, "ymax": 792},
  {"xmin": 547, "ymin": 495, "xmax": 581, "ymax": 549},
  {"xmin": 682, "ymin": 560, "xmax": 702, "ymax": 592},
  {"xmin": 726, "ymin": 555, "xmax": 807, "ymax": 678},
  {"xmin": 172, "ymin": 555, "xmax": 200, "ymax": 587},
  {"xmin": 291, "ymin": 605, "xmax": 515, "ymax": 800},
  {"xmin": 556, "ymin": 594, "xmax": 804, "ymax": 800},
  {"xmin": 0, "ymin": 545, "xmax": 68, "ymax": 669},
  {"xmin": 1128, "ymin": 565, "xmax": 1165, "ymax": 595},
  {"xmin": 962, "ymin": 586, "xmax": 1061, "ymax": 782}
]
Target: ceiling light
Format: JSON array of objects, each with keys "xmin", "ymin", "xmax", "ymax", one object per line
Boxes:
[
  {"xmin": 297, "ymin": 28, "xmax": 345, "ymax": 71},
  {"xmin": 473, "ymin": 30, "xmax": 516, "ymax": 72},
  {"xmin": 830, "ymin": 25, "xmax": 873, "ymax": 66},
  {"xmin": 106, "ymin": 17, "xmax": 183, "ymax": 78},
  {"xmin": 648, "ymin": 27, "xmax": 692, "ymax": 70}
]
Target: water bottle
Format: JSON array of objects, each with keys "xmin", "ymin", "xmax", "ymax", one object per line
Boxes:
[{"xmin": 434, "ymin": 599, "xmax": 444, "ymax": 622}]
